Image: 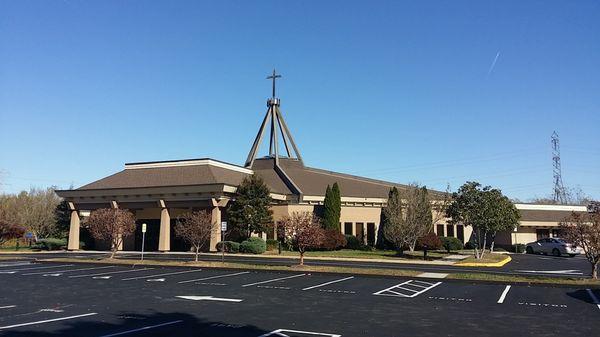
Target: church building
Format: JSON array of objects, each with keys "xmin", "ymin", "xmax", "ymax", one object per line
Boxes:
[{"xmin": 56, "ymin": 72, "xmax": 588, "ymax": 253}]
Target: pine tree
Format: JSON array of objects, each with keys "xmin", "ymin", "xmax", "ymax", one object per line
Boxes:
[
  {"xmin": 332, "ymin": 182, "xmax": 341, "ymax": 227},
  {"xmin": 227, "ymin": 175, "xmax": 273, "ymax": 239},
  {"xmin": 322, "ymin": 183, "xmax": 341, "ymax": 230}
]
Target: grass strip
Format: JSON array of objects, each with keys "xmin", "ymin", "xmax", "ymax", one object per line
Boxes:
[{"xmin": 39, "ymin": 257, "xmax": 600, "ymax": 287}]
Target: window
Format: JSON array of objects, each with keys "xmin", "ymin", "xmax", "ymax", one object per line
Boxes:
[
  {"xmin": 456, "ymin": 225, "xmax": 464, "ymax": 242},
  {"xmin": 436, "ymin": 224, "xmax": 444, "ymax": 237},
  {"xmin": 446, "ymin": 224, "xmax": 454, "ymax": 237},
  {"xmin": 344, "ymin": 222, "xmax": 353, "ymax": 235}
]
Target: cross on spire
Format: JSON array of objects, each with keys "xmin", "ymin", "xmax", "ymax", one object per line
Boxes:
[{"xmin": 266, "ymin": 69, "xmax": 282, "ymax": 98}]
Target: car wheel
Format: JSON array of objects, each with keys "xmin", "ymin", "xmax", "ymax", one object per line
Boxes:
[
  {"xmin": 552, "ymin": 248, "xmax": 561, "ymax": 257},
  {"xmin": 526, "ymin": 246, "xmax": 534, "ymax": 254}
]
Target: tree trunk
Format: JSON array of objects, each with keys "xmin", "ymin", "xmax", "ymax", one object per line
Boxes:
[
  {"xmin": 592, "ymin": 262, "xmax": 599, "ymax": 280},
  {"xmin": 479, "ymin": 234, "xmax": 488, "ymax": 259},
  {"xmin": 490, "ymin": 232, "xmax": 497, "ymax": 253},
  {"xmin": 409, "ymin": 241, "xmax": 416, "ymax": 252},
  {"xmin": 195, "ymin": 246, "xmax": 199, "ymax": 262},
  {"xmin": 110, "ymin": 248, "xmax": 117, "ymax": 259},
  {"xmin": 299, "ymin": 251, "xmax": 304, "ymax": 266}
]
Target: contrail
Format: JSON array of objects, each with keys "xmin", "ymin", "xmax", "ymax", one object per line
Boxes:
[{"xmin": 487, "ymin": 51, "xmax": 500, "ymax": 75}]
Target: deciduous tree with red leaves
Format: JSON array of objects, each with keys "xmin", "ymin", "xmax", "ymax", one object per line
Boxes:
[{"xmin": 281, "ymin": 212, "xmax": 325, "ymax": 265}]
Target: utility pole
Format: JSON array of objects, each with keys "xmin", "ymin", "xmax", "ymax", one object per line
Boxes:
[{"xmin": 551, "ymin": 131, "xmax": 567, "ymax": 204}]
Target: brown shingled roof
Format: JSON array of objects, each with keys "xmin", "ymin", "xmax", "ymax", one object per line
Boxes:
[
  {"xmin": 519, "ymin": 209, "xmax": 577, "ymax": 222},
  {"xmin": 78, "ymin": 164, "xmax": 248, "ymax": 190}
]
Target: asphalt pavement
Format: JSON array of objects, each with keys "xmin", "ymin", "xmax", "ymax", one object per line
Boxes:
[
  {"xmin": 0, "ymin": 260, "xmax": 599, "ymax": 336},
  {"xmin": 3, "ymin": 250, "xmax": 593, "ymax": 278}
]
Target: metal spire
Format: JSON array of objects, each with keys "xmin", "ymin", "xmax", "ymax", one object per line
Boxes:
[{"xmin": 245, "ymin": 70, "xmax": 304, "ymax": 168}]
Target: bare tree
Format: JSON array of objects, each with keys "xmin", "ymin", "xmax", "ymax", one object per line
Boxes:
[
  {"xmin": 280, "ymin": 211, "xmax": 324, "ymax": 265},
  {"xmin": 175, "ymin": 210, "xmax": 215, "ymax": 262},
  {"xmin": 0, "ymin": 188, "xmax": 60, "ymax": 238},
  {"xmin": 383, "ymin": 184, "xmax": 448, "ymax": 253},
  {"xmin": 560, "ymin": 212, "xmax": 600, "ymax": 279},
  {"xmin": 87, "ymin": 208, "xmax": 136, "ymax": 259}
]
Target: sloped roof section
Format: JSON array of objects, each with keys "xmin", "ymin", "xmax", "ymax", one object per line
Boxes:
[
  {"xmin": 252, "ymin": 158, "xmax": 414, "ymax": 199},
  {"xmin": 77, "ymin": 158, "xmax": 250, "ymax": 190}
]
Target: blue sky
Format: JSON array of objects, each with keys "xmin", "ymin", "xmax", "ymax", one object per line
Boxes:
[{"xmin": 1, "ymin": 1, "xmax": 598, "ymax": 201}]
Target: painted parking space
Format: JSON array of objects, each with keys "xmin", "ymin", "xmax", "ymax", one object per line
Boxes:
[{"xmin": 498, "ymin": 285, "xmax": 596, "ymax": 312}]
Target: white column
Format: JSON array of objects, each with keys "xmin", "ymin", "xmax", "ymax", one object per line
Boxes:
[
  {"xmin": 158, "ymin": 207, "xmax": 170, "ymax": 252},
  {"xmin": 67, "ymin": 210, "xmax": 80, "ymax": 251},
  {"xmin": 209, "ymin": 205, "xmax": 221, "ymax": 252}
]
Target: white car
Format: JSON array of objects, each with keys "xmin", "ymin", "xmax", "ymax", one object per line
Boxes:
[{"xmin": 525, "ymin": 238, "xmax": 582, "ymax": 257}]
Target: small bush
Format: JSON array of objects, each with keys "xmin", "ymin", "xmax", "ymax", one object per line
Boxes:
[
  {"xmin": 344, "ymin": 235, "xmax": 361, "ymax": 250},
  {"xmin": 266, "ymin": 239, "xmax": 279, "ymax": 251},
  {"xmin": 416, "ymin": 233, "xmax": 442, "ymax": 250},
  {"xmin": 240, "ymin": 237, "xmax": 266, "ymax": 254},
  {"xmin": 464, "ymin": 241, "xmax": 476, "ymax": 250},
  {"xmin": 320, "ymin": 230, "xmax": 347, "ymax": 250},
  {"xmin": 32, "ymin": 238, "xmax": 67, "ymax": 251},
  {"xmin": 216, "ymin": 241, "xmax": 240, "ymax": 253},
  {"xmin": 513, "ymin": 243, "xmax": 526, "ymax": 253},
  {"xmin": 441, "ymin": 237, "xmax": 463, "ymax": 253}
]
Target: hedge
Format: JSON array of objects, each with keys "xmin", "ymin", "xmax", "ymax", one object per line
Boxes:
[
  {"xmin": 240, "ymin": 237, "xmax": 266, "ymax": 254},
  {"xmin": 266, "ymin": 239, "xmax": 279, "ymax": 251},
  {"xmin": 32, "ymin": 238, "xmax": 67, "ymax": 251},
  {"xmin": 441, "ymin": 237, "xmax": 463, "ymax": 253},
  {"xmin": 216, "ymin": 241, "xmax": 240, "ymax": 253}
]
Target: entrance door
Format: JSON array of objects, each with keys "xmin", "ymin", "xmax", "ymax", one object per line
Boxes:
[
  {"xmin": 367, "ymin": 223, "xmax": 376, "ymax": 246},
  {"xmin": 355, "ymin": 223, "xmax": 365, "ymax": 244},
  {"xmin": 536, "ymin": 229, "xmax": 550, "ymax": 240}
]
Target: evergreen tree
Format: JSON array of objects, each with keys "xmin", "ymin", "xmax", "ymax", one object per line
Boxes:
[
  {"xmin": 227, "ymin": 175, "xmax": 273, "ymax": 239},
  {"xmin": 322, "ymin": 183, "xmax": 341, "ymax": 230},
  {"xmin": 331, "ymin": 182, "xmax": 341, "ymax": 226}
]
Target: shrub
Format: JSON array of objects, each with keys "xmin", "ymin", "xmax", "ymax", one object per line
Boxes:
[
  {"xmin": 464, "ymin": 241, "xmax": 476, "ymax": 250},
  {"xmin": 320, "ymin": 230, "xmax": 347, "ymax": 250},
  {"xmin": 32, "ymin": 238, "xmax": 67, "ymax": 251},
  {"xmin": 240, "ymin": 237, "xmax": 266, "ymax": 254},
  {"xmin": 266, "ymin": 239, "xmax": 279, "ymax": 251},
  {"xmin": 344, "ymin": 235, "xmax": 361, "ymax": 250},
  {"xmin": 416, "ymin": 233, "xmax": 442, "ymax": 250},
  {"xmin": 441, "ymin": 237, "xmax": 463, "ymax": 253},
  {"xmin": 216, "ymin": 241, "xmax": 240, "ymax": 253},
  {"xmin": 513, "ymin": 243, "xmax": 526, "ymax": 253}
]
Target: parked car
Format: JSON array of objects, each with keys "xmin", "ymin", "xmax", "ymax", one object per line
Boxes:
[{"xmin": 525, "ymin": 238, "xmax": 582, "ymax": 257}]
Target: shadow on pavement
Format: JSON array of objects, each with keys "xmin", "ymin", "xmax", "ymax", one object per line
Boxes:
[
  {"xmin": 566, "ymin": 288, "xmax": 599, "ymax": 305},
  {"xmin": 2, "ymin": 311, "xmax": 271, "ymax": 337}
]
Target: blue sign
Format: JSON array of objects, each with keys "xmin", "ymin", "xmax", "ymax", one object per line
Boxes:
[{"xmin": 25, "ymin": 232, "xmax": 34, "ymax": 239}]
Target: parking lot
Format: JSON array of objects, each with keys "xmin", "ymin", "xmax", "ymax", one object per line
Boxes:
[{"xmin": 1, "ymin": 260, "xmax": 599, "ymax": 336}]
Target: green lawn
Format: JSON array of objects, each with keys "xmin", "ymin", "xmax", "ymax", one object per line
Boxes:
[{"xmin": 263, "ymin": 249, "xmax": 454, "ymax": 260}]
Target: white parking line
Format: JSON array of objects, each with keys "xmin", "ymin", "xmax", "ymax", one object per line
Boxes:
[
  {"xmin": 259, "ymin": 329, "xmax": 341, "ymax": 337},
  {"xmin": 121, "ymin": 269, "xmax": 202, "ymax": 281},
  {"xmin": 373, "ymin": 280, "xmax": 441, "ymax": 298},
  {"xmin": 0, "ymin": 305, "xmax": 16, "ymax": 309},
  {"xmin": 69, "ymin": 268, "xmax": 155, "ymax": 278},
  {"xmin": 497, "ymin": 285, "xmax": 511, "ymax": 304},
  {"xmin": 242, "ymin": 274, "xmax": 306, "ymax": 287},
  {"xmin": 0, "ymin": 264, "xmax": 74, "ymax": 273},
  {"xmin": 302, "ymin": 276, "xmax": 355, "ymax": 291},
  {"xmin": 0, "ymin": 312, "xmax": 98, "ymax": 330},
  {"xmin": 586, "ymin": 289, "xmax": 600, "ymax": 310},
  {"xmin": 22, "ymin": 266, "xmax": 115, "ymax": 276},
  {"xmin": 178, "ymin": 271, "xmax": 250, "ymax": 284},
  {"xmin": 98, "ymin": 320, "xmax": 183, "ymax": 337},
  {"xmin": 0, "ymin": 263, "xmax": 32, "ymax": 268}
]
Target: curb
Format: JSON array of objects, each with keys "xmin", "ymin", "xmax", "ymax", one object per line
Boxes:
[{"xmin": 455, "ymin": 256, "xmax": 512, "ymax": 267}]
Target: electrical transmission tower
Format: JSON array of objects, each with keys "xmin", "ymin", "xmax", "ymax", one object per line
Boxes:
[{"xmin": 551, "ymin": 131, "xmax": 567, "ymax": 204}]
